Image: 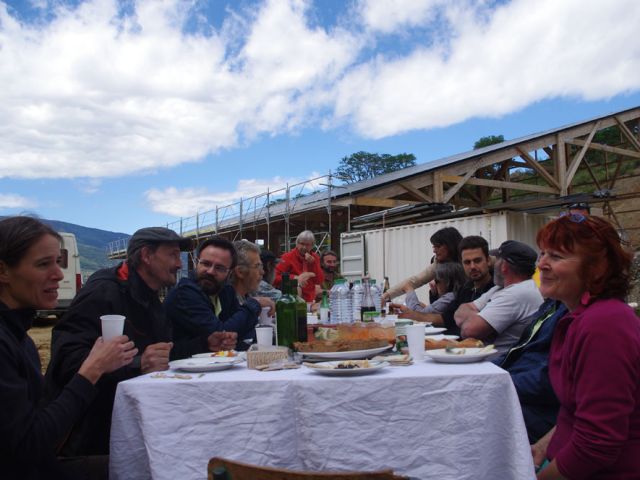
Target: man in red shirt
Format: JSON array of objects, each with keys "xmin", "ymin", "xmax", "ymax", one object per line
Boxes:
[{"xmin": 274, "ymin": 230, "xmax": 324, "ymax": 302}]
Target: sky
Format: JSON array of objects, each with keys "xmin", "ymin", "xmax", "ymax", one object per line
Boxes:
[{"xmin": 1, "ymin": 0, "xmax": 639, "ymax": 235}]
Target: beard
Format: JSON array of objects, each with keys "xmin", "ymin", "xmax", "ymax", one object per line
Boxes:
[
  {"xmin": 322, "ymin": 265, "xmax": 336, "ymax": 274},
  {"xmin": 197, "ymin": 272, "xmax": 223, "ymax": 295}
]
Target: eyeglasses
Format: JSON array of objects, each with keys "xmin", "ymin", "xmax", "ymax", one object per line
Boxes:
[
  {"xmin": 196, "ymin": 259, "xmax": 230, "ymax": 274},
  {"xmin": 241, "ymin": 262, "xmax": 264, "ymax": 270},
  {"xmin": 559, "ymin": 212, "xmax": 587, "ymax": 223}
]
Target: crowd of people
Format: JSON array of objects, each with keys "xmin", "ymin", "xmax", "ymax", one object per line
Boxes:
[{"xmin": 1, "ymin": 209, "xmax": 638, "ymax": 479}]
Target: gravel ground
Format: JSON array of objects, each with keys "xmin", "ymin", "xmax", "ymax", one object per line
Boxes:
[{"xmin": 28, "ymin": 324, "xmax": 53, "ymax": 374}]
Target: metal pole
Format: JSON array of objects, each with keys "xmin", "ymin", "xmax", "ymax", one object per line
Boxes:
[
  {"xmin": 328, "ymin": 172, "xmax": 332, "ymax": 249},
  {"xmin": 239, "ymin": 197, "xmax": 243, "ymax": 239},
  {"xmin": 285, "ymin": 183, "xmax": 290, "ymax": 250},
  {"xmin": 266, "ymin": 188, "xmax": 271, "ymax": 250},
  {"xmin": 215, "ymin": 206, "xmax": 219, "ymax": 233}
]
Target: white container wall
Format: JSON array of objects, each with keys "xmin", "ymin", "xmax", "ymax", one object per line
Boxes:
[{"xmin": 340, "ymin": 211, "xmax": 549, "ymax": 304}]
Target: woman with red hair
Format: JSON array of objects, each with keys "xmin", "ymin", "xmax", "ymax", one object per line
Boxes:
[{"xmin": 532, "ymin": 214, "xmax": 640, "ymax": 479}]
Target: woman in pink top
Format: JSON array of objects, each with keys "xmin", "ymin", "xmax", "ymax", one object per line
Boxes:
[{"xmin": 532, "ymin": 214, "xmax": 640, "ymax": 479}]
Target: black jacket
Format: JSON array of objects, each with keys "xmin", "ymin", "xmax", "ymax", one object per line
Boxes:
[
  {"xmin": 45, "ymin": 263, "xmax": 204, "ymax": 456},
  {"xmin": 440, "ymin": 279, "xmax": 496, "ymax": 335},
  {"xmin": 0, "ymin": 302, "xmax": 95, "ymax": 479}
]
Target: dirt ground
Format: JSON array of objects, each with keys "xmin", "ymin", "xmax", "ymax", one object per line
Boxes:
[{"xmin": 28, "ymin": 324, "xmax": 54, "ymax": 374}]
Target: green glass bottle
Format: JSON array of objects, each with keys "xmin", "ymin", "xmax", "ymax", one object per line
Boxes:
[
  {"xmin": 276, "ymin": 272, "xmax": 297, "ymax": 349},
  {"xmin": 291, "ymin": 279, "xmax": 308, "ymax": 342},
  {"xmin": 319, "ymin": 290, "xmax": 330, "ymax": 323}
]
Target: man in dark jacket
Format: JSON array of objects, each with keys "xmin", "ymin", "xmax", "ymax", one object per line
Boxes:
[
  {"xmin": 493, "ymin": 298, "xmax": 567, "ymax": 443},
  {"xmin": 45, "ymin": 227, "xmax": 236, "ymax": 456},
  {"xmin": 165, "ymin": 237, "xmax": 269, "ymax": 349}
]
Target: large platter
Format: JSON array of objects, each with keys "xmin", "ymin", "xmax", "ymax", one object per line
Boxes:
[
  {"xmin": 300, "ymin": 345, "xmax": 392, "ymax": 360},
  {"xmin": 426, "ymin": 347, "xmax": 498, "ymax": 364},
  {"xmin": 424, "ymin": 326, "xmax": 448, "ymax": 335},
  {"xmin": 169, "ymin": 357, "xmax": 244, "ymax": 373},
  {"xmin": 304, "ymin": 360, "xmax": 389, "ymax": 376}
]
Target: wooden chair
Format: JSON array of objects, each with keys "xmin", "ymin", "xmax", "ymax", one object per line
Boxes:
[{"xmin": 207, "ymin": 457, "xmax": 409, "ymax": 480}]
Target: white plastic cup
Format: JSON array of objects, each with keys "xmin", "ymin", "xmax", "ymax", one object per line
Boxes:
[
  {"xmin": 259, "ymin": 306, "xmax": 272, "ymax": 324},
  {"xmin": 406, "ymin": 323, "xmax": 426, "ymax": 361},
  {"xmin": 100, "ymin": 315, "xmax": 125, "ymax": 341},
  {"xmin": 256, "ymin": 326, "xmax": 273, "ymax": 347}
]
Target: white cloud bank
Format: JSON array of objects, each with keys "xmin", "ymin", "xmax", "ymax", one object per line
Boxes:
[
  {"xmin": 1, "ymin": 0, "xmax": 639, "ymax": 183},
  {"xmin": 0, "ymin": 193, "xmax": 37, "ymax": 209}
]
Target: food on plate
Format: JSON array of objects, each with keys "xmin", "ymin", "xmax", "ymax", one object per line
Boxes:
[
  {"xmin": 294, "ymin": 338, "xmax": 389, "ymax": 352},
  {"xmin": 445, "ymin": 346, "xmax": 466, "ymax": 355},
  {"xmin": 425, "ymin": 338, "xmax": 484, "ymax": 350},
  {"xmin": 211, "ymin": 350, "xmax": 236, "ymax": 357},
  {"xmin": 335, "ymin": 360, "xmax": 371, "ymax": 369}
]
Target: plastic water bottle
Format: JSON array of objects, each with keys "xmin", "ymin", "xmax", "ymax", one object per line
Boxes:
[
  {"xmin": 329, "ymin": 280, "xmax": 343, "ymax": 324},
  {"xmin": 338, "ymin": 279, "xmax": 353, "ymax": 323},
  {"xmin": 370, "ymin": 279, "xmax": 382, "ymax": 310},
  {"xmin": 351, "ymin": 280, "xmax": 363, "ymax": 323}
]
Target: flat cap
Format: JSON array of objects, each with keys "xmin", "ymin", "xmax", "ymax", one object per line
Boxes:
[
  {"xmin": 127, "ymin": 227, "xmax": 193, "ymax": 257},
  {"xmin": 495, "ymin": 240, "xmax": 537, "ymax": 274}
]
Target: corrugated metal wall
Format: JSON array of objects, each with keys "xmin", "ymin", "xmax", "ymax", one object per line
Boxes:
[{"xmin": 341, "ymin": 211, "xmax": 549, "ymax": 303}]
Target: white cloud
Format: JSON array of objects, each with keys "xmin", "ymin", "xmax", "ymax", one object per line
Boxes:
[
  {"xmin": 358, "ymin": 0, "xmax": 444, "ymax": 33},
  {"xmin": 144, "ymin": 171, "xmax": 324, "ymax": 217},
  {"xmin": 334, "ymin": 0, "xmax": 640, "ymax": 137},
  {"xmin": 0, "ymin": 193, "xmax": 37, "ymax": 209}
]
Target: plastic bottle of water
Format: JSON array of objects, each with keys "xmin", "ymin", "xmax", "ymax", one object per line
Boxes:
[
  {"xmin": 351, "ymin": 280, "xmax": 363, "ymax": 323},
  {"xmin": 370, "ymin": 279, "xmax": 382, "ymax": 311},
  {"xmin": 338, "ymin": 279, "xmax": 353, "ymax": 323},
  {"xmin": 329, "ymin": 280, "xmax": 344, "ymax": 324}
]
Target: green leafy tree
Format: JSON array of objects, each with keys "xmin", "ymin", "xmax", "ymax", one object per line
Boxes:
[
  {"xmin": 336, "ymin": 151, "xmax": 416, "ymax": 183},
  {"xmin": 474, "ymin": 135, "xmax": 504, "ymax": 149}
]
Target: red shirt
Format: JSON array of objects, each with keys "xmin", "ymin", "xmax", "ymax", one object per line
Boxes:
[
  {"xmin": 547, "ymin": 298, "xmax": 640, "ymax": 479},
  {"xmin": 274, "ymin": 249, "xmax": 324, "ymax": 302}
]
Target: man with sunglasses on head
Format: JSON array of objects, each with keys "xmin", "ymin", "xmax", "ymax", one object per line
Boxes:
[{"xmin": 165, "ymin": 236, "xmax": 269, "ymax": 349}]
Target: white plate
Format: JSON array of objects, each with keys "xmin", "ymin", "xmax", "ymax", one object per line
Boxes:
[
  {"xmin": 191, "ymin": 351, "xmax": 245, "ymax": 361},
  {"xmin": 300, "ymin": 345, "xmax": 392, "ymax": 360},
  {"xmin": 169, "ymin": 357, "xmax": 244, "ymax": 372},
  {"xmin": 305, "ymin": 360, "xmax": 389, "ymax": 376},
  {"xmin": 426, "ymin": 348, "xmax": 498, "ymax": 364},
  {"xmin": 424, "ymin": 326, "xmax": 447, "ymax": 335},
  {"xmin": 425, "ymin": 334, "xmax": 460, "ymax": 341}
]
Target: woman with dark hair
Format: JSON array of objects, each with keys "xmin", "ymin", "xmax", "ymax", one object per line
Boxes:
[
  {"xmin": 0, "ymin": 216, "xmax": 137, "ymax": 480},
  {"xmin": 382, "ymin": 226, "xmax": 463, "ymax": 303},
  {"xmin": 392, "ymin": 262, "xmax": 467, "ymax": 320},
  {"xmin": 531, "ymin": 214, "xmax": 640, "ymax": 479}
]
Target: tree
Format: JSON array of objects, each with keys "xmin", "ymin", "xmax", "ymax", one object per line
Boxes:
[
  {"xmin": 474, "ymin": 135, "xmax": 504, "ymax": 149},
  {"xmin": 336, "ymin": 151, "xmax": 416, "ymax": 183}
]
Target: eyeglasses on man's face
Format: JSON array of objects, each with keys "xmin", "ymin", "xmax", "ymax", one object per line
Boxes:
[
  {"xmin": 196, "ymin": 258, "xmax": 230, "ymax": 274},
  {"xmin": 242, "ymin": 262, "xmax": 264, "ymax": 270}
]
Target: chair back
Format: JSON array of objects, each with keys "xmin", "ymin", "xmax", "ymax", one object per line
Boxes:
[{"xmin": 207, "ymin": 457, "xmax": 408, "ymax": 480}]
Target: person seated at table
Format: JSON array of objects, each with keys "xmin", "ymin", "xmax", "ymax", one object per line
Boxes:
[
  {"xmin": 382, "ymin": 226, "xmax": 463, "ymax": 305},
  {"xmin": 274, "ymin": 230, "xmax": 324, "ymax": 303},
  {"xmin": 0, "ymin": 216, "xmax": 137, "ymax": 479},
  {"xmin": 398, "ymin": 236, "xmax": 494, "ymax": 334},
  {"xmin": 319, "ymin": 250, "xmax": 344, "ymax": 294},
  {"xmin": 46, "ymin": 227, "xmax": 236, "ymax": 457},
  {"xmin": 454, "ymin": 240, "xmax": 543, "ymax": 354},
  {"xmin": 165, "ymin": 236, "xmax": 268, "ymax": 350},
  {"xmin": 253, "ymin": 249, "xmax": 282, "ymax": 301},
  {"xmin": 494, "ymin": 298, "xmax": 567, "ymax": 444},
  {"xmin": 390, "ymin": 262, "xmax": 466, "ymax": 322},
  {"xmin": 530, "ymin": 214, "xmax": 640, "ymax": 479}
]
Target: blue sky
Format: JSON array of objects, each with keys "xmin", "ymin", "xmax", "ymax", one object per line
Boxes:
[{"xmin": 1, "ymin": 0, "xmax": 639, "ymax": 235}]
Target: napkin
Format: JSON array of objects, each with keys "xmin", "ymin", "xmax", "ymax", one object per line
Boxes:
[
  {"xmin": 372, "ymin": 354, "xmax": 412, "ymax": 366},
  {"xmin": 255, "ymin": 360, "xmax": 301, "ymax": 372}
]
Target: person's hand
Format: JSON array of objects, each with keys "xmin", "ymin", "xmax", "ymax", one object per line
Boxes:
[
  {"xmin": 255, "ymin": 297, "xmax": 275, "ymax": 316},
  {"xmin": 389, "ymin": 302, "xmax": 409, "ymax": 315},
  {"xmin": 140, "ymin": 342, "xmax": 173, "ymax": 373},
  {"xmin": 208, "ymin": 331, "xmax": 237, "ymax": 352},
  {"xmin": 531, "ymin": 441, "xmax": 547, "ymax": 472},
  {"xmin": 304, "ymin": 252, "xmax": 314, "ymax": 264},
  {"xmin": 78, "ymin": 335, "xmax": 138, "ymax": 384},
  {"xmin": 297, "ymin": 271, "xmax": 315, "ymax": 287}
]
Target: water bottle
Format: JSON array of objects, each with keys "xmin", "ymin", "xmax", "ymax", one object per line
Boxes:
[
  {"xmin": 329, "ymin": 280, "xmax": 343, "ymax": 324},
  {"xmin": 338, "ymin": 279, "xmax": 353, "ymax": 323},
  {"xmin": 351, "ymin": 280, "xmax": 363, "ymax": 323},
  {"xmin": 360, "ymin": 278, "xmax": 376, "ymax": 322},
  {"xmin": 370, "ymin": 279, "xmax": 382, "ymax": 311}
]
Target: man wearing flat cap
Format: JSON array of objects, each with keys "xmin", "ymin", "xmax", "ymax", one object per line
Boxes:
[
  {"xmin": 46, "ymin": 227, "xmax": 236, "ymax": 458},
  {"xmin": 454, "ymin": 240, "xmax": 543, "ymax": 354}
]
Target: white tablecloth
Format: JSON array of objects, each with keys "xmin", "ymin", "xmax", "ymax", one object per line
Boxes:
[{"xmin": 110, "ymin": 359, "xmax": 535, "ymax": 480}]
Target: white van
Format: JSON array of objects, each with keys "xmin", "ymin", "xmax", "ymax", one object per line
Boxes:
[{"xmin": 57, "ymin": 232, "xmax": 82, "ymax": 309}]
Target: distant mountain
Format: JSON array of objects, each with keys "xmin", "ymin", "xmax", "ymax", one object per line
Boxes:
[{"xmin": 42, "ymin": 219, "xmax": 131, "ymax": 276}]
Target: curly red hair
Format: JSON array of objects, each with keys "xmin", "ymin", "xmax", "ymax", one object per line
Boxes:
[{"xmin": 536, "ymin": 214, "xmax": 632, "ymax": 300}]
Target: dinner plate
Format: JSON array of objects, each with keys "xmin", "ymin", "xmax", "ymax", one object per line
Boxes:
[
  {"xmin": 169, "ymin": 357, "xmax": 244, "ymax": 372},
  {"xmin": 425, "ymin": 334, "xmax": 460, "ymax": 341},
  {"xmin": 424, "ymin": 326, "xmax": 447, "ymax": 335},
  {"xmin": 305, "ymin": 360, "xmax": 389, "ymax": 376},
  {"xmin": 300, "ymin": 345, "xmax": 392, "ymax": 360},
  {"xmin": 426, "ymin": 347, "xmax": 498, "ymax": 364},
  {"xmin": 191, "ymin": 351, "xmax": 246, "ymax": 361}
]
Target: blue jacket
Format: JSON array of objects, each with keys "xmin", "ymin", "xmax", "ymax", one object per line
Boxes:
[
  {"xmin": 165, "ymin": 276, "xmax": 260, "ymax": 349},
  {"xmin": 494, "ymin": 298, "xmax": 567, "ymax": 443}
]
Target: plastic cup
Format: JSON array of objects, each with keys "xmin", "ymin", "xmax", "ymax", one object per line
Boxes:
[
  {"xmin": 256, "ymin": 326, "xmax": 273, "ymax": 347},
  {"xmin": 100, "ymin": 315, "xmax": 125, "ymax": 341},
  {"xmin": 259, "ymin": 306, "xmax": 272, "ymax": 324},
  {"xmin": 406, "ymin": 323, "xmax": 426, "ymax": 361}
]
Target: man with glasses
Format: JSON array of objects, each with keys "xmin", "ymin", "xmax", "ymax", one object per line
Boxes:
[{"xmin": 165, "ymin": 236, "xmax": 269, "ymax": 349}]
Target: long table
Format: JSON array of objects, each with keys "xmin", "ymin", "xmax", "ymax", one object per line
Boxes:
[{"xmin": 110, "ymin": 359, "xmax": 535, "ymax": 480}]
